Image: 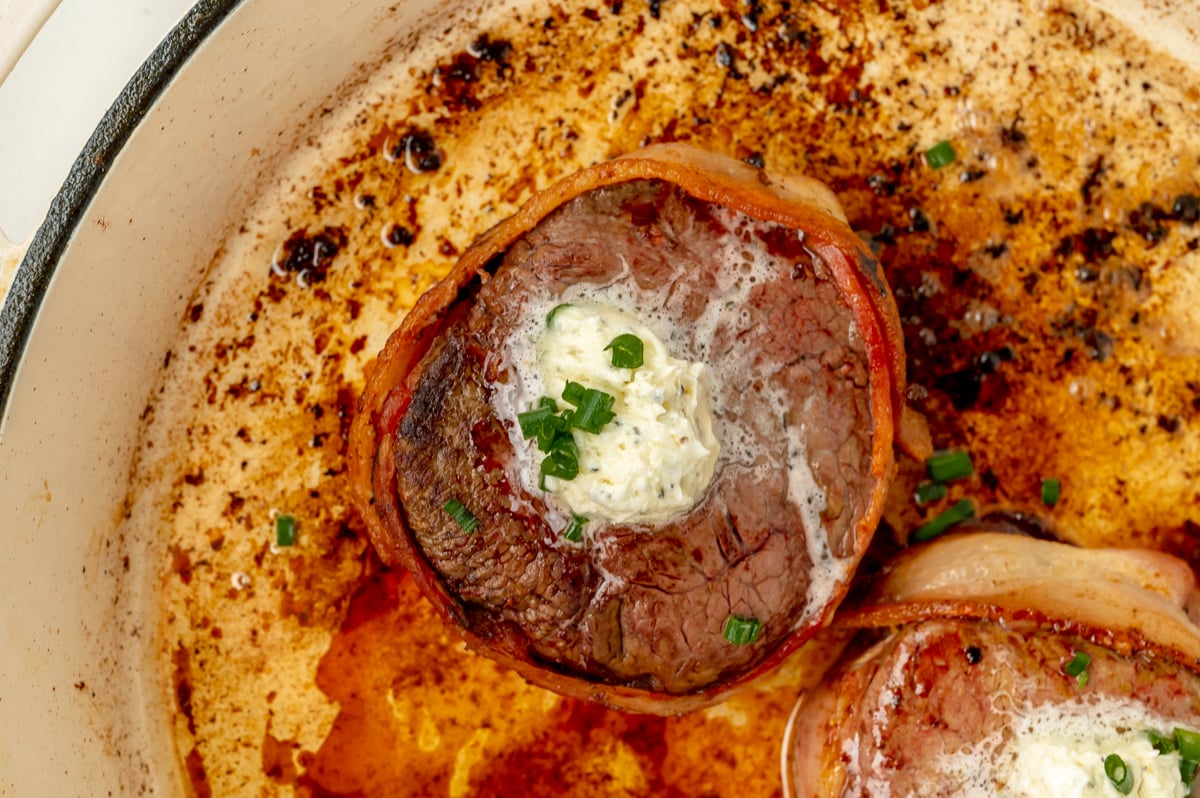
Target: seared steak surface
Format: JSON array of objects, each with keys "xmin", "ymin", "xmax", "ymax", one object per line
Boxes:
[
  {"xmin": 797, "ymin": 618, "xmax": 1200, "ymax": 796},
  {"xmin": 390, "ymin": 179, "xmax": 874, "ymax": 694}
]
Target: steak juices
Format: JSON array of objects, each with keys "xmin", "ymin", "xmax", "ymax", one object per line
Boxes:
[{"xmin": 349, "ymin": 144, "xmax": 924, "ymax": 712}]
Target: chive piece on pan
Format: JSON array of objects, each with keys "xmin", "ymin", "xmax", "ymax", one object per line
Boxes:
[
  {"xmin": 911, "ymin": 498, "xmax": 975, "ymax": 543},
  {"xmin": 275, "ymin": 513, "xmax": 296, "ymax": 547},
  {"xmin": 925, "ymin": 140, "xmax": 957, "ymax": 169},
  {"xmin": 1041, "ymin": 477, "xmax": 1061, "ymax": 506},
  {"xmin": 914, "ymin": 481, "xmax": 948, "ymax": 506},
  {"xmin": 926, "ymin": 449, "xmax": 973, "ymax": 483}
]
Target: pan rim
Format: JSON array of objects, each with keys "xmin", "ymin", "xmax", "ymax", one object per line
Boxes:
[{"xmin": 0, "ymin": 0, "xmax": 243, "ymax": 416}]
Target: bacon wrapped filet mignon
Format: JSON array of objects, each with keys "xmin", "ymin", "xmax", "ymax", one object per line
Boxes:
[
  {"xmin": 785, "ymin": 531, "xmax": 1200, "ymax": 796},
  {"xmin": 348, "ymin": 144, "xmax": 925, "ymax": 713}
]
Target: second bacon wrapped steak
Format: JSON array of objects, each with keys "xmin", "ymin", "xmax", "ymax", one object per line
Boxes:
[
  {"xmin": 349, "ymin": 144, "xmax": 924, "ymax": 713},
  {"xmin": 785, "ymin": 531, "xmax": 1200, "ymax": 796}
]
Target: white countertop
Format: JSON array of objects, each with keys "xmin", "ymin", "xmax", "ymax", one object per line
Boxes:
[{"xmin": 0, "ymin": 0, "xmax": 197, "ymax": 248}]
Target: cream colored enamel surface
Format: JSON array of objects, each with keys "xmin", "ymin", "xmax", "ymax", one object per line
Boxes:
[
  {"xmin": 0, "ymin": 0, "xmax": 61, "ymax": 83},
  {"xmin": 0, "ymin": 233, "xmax": 23, "ymax": 304},
  {"xmin": 0, "ymin": 0, "xmax": 458, "ymax": 794},
  {"xmin": 1089, "ymin": 0, "xmax": 1200, "ymax": 72},
  {"xmin": 0, "ymin": 0, "xmax": 1198, "ymax": 796}
]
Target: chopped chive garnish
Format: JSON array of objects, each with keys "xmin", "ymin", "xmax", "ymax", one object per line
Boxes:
[
  {"xmin": 605, "ymin": 333, "xmax": 645, "ymax": 369},
  {"xmin": 913, "ymin": 481, "xmax": 948, "ymax": 506},
  {"xmin": 1182, "ymin": 758, "xmax": 1199, "ymax": 788},
  {"xmin": 540, "ymin": 447, "xmax": 580, "ymax": 482},
  {"xmin": 275, "ymin": 513, "xmax": 296, "ymax": 547},
  {"xmin": 525, "ymin": 378, "xmax": 621, "ymax": 490},
  {"xmin": 911, "ymin": 498, "xmax": 975, "ymax": 543},
  {"xmin": 536, "ymin": 415, "xmax": 571, "ymax": 453},
  {"xmin": 723, "ymin": 615, "xmax": 762, "ymax": 646},
  {"xmin": 1064, "ymin": 650, "xmax": 1091, "ymax": 686},
  {"xmin": 926, "ymin": 449, "xmax": 973, "ymax": 482},
  {"xmin": 1041, "ymin": 477, "xmax": 1061, "ymax": 506},
  {"xmin": 563, "ymin": 514, "xmax": 587, "ymax": 542},
  {"xmin": 550, "ymin": 428, "xmax": 579, "ymax": 456},
  {"xmin": 1176, "ymin": 728, "xmax": 1200, "ymax": 761},
  {"xmin": 925, "ymin": 140, "xmax": 957, "ymax": 170},
  {"xmin": 518, "ymin": 400, "xmax": 558, "ymax": 439},
  {"xmin": 547, "ymin": 303, "xmax": 572, "ymax": 327},
  {"xmin": 519, "ymin": 396, "xmax": 581, "ymax": 460},
  {"xmin": 443, "ymin": 497, "xmax": 480, "ymax": 533},
  {"xmin": 562, "ymin": 382, "xmax": 616, "ymax": 434},
  {"xmin": 1104, "ymin": 753, "xmax": 1134, "ymax": 795},
  {"xmin": 561, "ymin": 380, "xmax": 586, "ymax": 406},
  {"xmin": 1147, "ymin": 729, "xmax": 1176, "ymax": 755},
  {"xmin": 572, "ymin": 391, "xmax": 616, "ymax": 434}
]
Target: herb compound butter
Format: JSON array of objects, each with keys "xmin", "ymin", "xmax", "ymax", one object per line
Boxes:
[
  {"xmin": 1007, "ymin": 734, "xmax": 1185, "ymax": 797},
  {"xmin": 938, "ymin": 701, "xmax": 1191, "ymax": 798},
  {"xmin": 508, "ymin": 302, "xmax": 719, "ymax": 524}
]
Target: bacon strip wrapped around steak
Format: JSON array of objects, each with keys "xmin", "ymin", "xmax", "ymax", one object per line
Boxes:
[
  {"xmin": 348, "ymin": 144, "xmax": 926, "ymax": 713},
  {"xmin": 785, "ymin": 531, "xmax": 1200, "ymax": 796}
]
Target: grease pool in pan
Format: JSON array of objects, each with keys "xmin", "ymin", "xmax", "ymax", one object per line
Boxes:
[{"xmin": 131, "ymin": 0, "xmax": 1200, "ymax": 795}]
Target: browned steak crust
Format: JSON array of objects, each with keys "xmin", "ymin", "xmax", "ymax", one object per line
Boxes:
[{"xmin": 348, "ymin": 145, "xmax": 911, "ymax": 712}]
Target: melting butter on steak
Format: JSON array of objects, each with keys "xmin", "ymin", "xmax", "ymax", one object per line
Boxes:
[{"xmin": 500, "ymin": 301, "xmax": 720, "ymax": 525}]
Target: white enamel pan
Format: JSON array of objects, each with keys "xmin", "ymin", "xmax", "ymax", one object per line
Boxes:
[
  {"xmin": 0, "ymin": 0, "xmax": 1197, "ymax": 795},
  {"xmin": 0, "ymin": 0, "xmax": 493, "ymax": 792}
]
